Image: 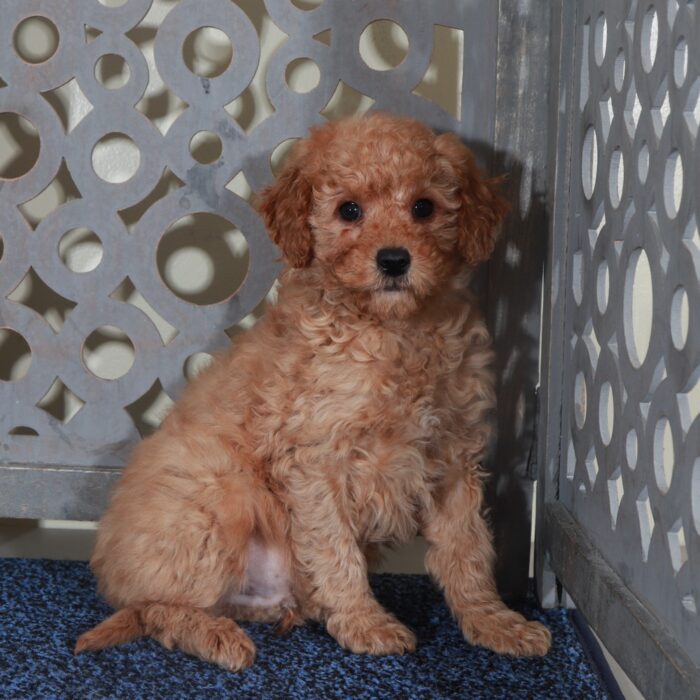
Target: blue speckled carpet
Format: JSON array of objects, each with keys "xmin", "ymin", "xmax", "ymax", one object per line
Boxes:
[{"xmin": 0, "ymin": 558, "xmax": 610, "ymax": 699}]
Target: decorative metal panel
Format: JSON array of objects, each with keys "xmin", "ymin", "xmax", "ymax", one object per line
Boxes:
[
  {"xmin": 559, "ymin": 0, "xmax": 699, "ymax": 666},
  {"xmin": 1, "ymin": 1, "xmax": 506, "ymax": 514}
]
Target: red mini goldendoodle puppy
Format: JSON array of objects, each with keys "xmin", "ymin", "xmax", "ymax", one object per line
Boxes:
[{"xmin": 76, "ymin": 113, "xmax": 551, "ymax": 669}]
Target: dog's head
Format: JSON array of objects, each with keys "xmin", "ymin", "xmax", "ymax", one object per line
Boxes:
[{"xmin": 258, "ymin": 113, "xmax": 508, "ymax": 318}]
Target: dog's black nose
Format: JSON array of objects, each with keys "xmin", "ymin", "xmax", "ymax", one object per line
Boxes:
[{"xmin": 376, "ymin": 247, "xmax": 411, "ymax": 277}]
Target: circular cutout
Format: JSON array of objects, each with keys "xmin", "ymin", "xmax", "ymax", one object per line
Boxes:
[
  {"xmin": 184, "ymin": 352, "xmax": 215, "ymax": 380},
  {"xmin": 624, "ymin": 248, "xmax": 653, "ymax": 368},
  {"xmin": 157, "ymin": 213, "xmax": 250, "ymax": 305},
  {"xmin": 95, "ymin": 53, "xmax": 131, "ymax": 90},
  {"xmin": 13, "ymin": 16, "xmax": 59, "ymax": 64},
  {"xmin": 58, "ymin": 228, "xmax": 103, "ymax": 273},
  {"xmin": 0, "ymin": 113, "xmax": 41, "ymax": 179},
  {"xmin": 359, "ymin": 20, "xmax": 409, "ymax": 71},
  {"xmin": 670, "ymin": 286, "xmax": 689, "ymax": 350},
  {"xmin": 572, "ymin": 250, "xmax": 584, "ymax": 305},
  {"xmin": 692, "ymin": 459, "xmax": 700, "ymax": 535},
  {"xmin": 189, "ymin": 131, "xmax": 223, "ymax": 164},
  {"xmin": 626, "ymin": 429, "xmax": 638, "ymax": 469},
  {"xmin": 609, "ymin": 149, "xmax": 624, "ymax": 207},
  {"xmin": 614, "ymin": 50, "xmax": 626, "ymax": 91},
  {"xmin": 581, "ymin": 126, "xmax": 598, "ymax": 199},
  {"xmin": 674, "ymin": 38, "xmax": 688, "ymax": 87},
  {"xmin": 638, "ymin": 142, "xmax": 650, "ymax": 183},
  {"xmin": 566, "ymin": 438, "xmax": 576, "ymax": 480},
  {"xmin": 183, "ymin": 27, "xmax": 233, "ymax": 78},
  {"xmin": 83, "ymin": 325, "xmax": 135, "ymax": 380},
  {"xmin": 285, "ymin": 58, "xmax": 321, "ymax": 94},
  {"xmin": 9, "ymin": 426, "xmax": 39, "ymax": 436},
  {"xmin": 599, "ymin": 381, "xmax": 614, "ymax": 445},
  {"xmin": 0, "ymin": 329, "xmax": 31, "ymax": 381},
  {"xmin": 663, "ymin": 150, "xmax": 683, "ymax": 218},
  {"xmin": 291, "ymin": 0, "xmax": 323, "ymax": 9},
  {"xmin": 641, "ymin": 8, "xmax": 658, "ymax": 72},
  {"xmin": 653, "ymin": 417, "xmax": 674, "ymax": 492},
  {"xmin": 271, "ymin": 138, "xmax": 299, "ymax": 177},
  {"xmin": 594, "ymin": 14, "xmax": 607, "ymax": 66},
  {"xmin": 574, "ymin": 371, "xmax": 587, "ymax": 429},
  {"xmin": 597, "ymin": 260, "xmax": 610, "ymax": 313},
  {"xmin": 91, "ymin": 132, "xmax": 140, "ymax": 183}
]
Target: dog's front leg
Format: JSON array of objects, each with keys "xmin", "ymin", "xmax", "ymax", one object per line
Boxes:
[
  {"xmin": 288, "ymin": 476, "xmax": 416, "ymax": 655},
  {"xmin": 423, "ymin": 469, "xmax": 551, "ymax": 656}
]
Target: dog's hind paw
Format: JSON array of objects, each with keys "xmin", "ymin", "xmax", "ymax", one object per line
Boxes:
[{"xmin": 199, "ymin": 618, "xmax": 257, "ymax": 671}]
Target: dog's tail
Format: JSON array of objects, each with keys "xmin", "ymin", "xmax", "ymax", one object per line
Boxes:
[{"xmin": 74, "ymin": 608, "xmax": 144, "ymax": 653}]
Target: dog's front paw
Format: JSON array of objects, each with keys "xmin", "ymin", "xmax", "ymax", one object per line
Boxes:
[
  {"xmin": 199, "ymin": 618, "xmax": 257, "ymax": 671},
  {"xmin": 463, "ymin": 609, "xmax": 551, "ymax": 657},
  {"xmin": 327, "ymin": 608, "xmax": 416, "ymax": 655}
]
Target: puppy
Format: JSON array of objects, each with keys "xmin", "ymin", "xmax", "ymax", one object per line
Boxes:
[{"xmin": 76, "ymin": 112, "xmax": 551, "ymax": 670}]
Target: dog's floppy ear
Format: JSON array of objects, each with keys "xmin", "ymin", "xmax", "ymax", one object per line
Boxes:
[
  {"xmin": 257, "ymin": 143, "xmax": 314, "ymax": 268},
  {"xmin": 435, "ymin": 133, "xmax": 509, "ymax": 267}
]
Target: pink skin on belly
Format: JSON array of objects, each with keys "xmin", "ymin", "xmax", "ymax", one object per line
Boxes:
[{"xmin": 225, "ymin": 537, "xmax": 293, "ymax": 608}]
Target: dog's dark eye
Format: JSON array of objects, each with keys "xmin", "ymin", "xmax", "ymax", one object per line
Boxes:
[
  {"xmin": 412, "ymin": 198, "xmax": 434, "ymax": 219},
  {"xmin": 338, "ymin": 201, "xmax": 362, "ymax": 222}
]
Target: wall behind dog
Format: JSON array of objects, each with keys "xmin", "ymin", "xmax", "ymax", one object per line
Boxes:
[{"xmin": 0, "ymin": 0, "xmax": 462, "ymax": 571}]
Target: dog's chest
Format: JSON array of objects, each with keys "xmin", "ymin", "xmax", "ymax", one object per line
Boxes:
[
  {"xmin": 305, "ymin": 327, "xmax": 447, "ymax": 542},
  {"xmin": 223, "ymin": 538, "xmax": 293, "ymax": 609},
  {"xmin": 293, "ymin": 328, "xmax": 442, "ymax": 445}
]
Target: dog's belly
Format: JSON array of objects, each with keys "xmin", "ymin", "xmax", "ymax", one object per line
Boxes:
[{"xmin": 224, "ymin": 538, "xmax": 293, "ymax": 608}]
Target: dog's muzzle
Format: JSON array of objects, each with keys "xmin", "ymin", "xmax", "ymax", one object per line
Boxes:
[{"xmin": 376, "ymin": 247, "xmax": 411, "ymax": 278}]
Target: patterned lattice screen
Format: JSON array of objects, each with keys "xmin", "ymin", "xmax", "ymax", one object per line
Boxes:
[
  {"xmin": 1, "ymin": 1, "xmax": 501, "ymax": 503},
  {"xmin": 559, "ymin": 0, "xmax": 699, "ymax": 666}
]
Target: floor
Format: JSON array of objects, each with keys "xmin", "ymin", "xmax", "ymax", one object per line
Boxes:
[
  {"xmin": 2, "ymin": 559, "xmax": 612, "ymax": 699},
  {"xmin": 0, "ymin": 518, "xmax": 644, "ymax": 699}
]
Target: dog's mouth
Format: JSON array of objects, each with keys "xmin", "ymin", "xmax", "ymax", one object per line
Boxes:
[
  {"xmin": 382, "ymin": 282, "xmax": 404, "ymax": 292},
  {"xmin": 366, "ymin": 275, "xmax": 421, "ymax": 318},
  {"xmin": 379, "ymin": 278, "xmax": 411, "ymax": 293}
]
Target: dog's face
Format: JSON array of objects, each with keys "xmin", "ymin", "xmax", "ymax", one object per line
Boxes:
[{"xmin": 259, "ymin": 113, "xmax": 508, "ymax": 319}]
